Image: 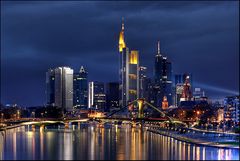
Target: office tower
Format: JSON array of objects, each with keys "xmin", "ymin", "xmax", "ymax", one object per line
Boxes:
[
  {"xmin": 118, "ymin": 19, "xmax": 139, "ymax": 108},
  {"xmin": 73, "ymin": 66, "xmax": 88, "ymax": 109},
  {"xmin": 180, "ymin": 75, "xmax": 193, "ymax": 102},
  {"xmin": 106, "ymin": 82, "xmax": 119, "ymax": 112},
  {"xmin": 128, "ymin": 50, "xmax": 139, "ymax": 102},
  {"xmin": 224, "ymin": 96, "xmax": 240, "ymax": 124},
  {"xmin": 174, "ymin": 73, "xmax": 193, "ymax": 106},
  {"xmin": 139, "ymin": 66, "xmax": 147, "ymax": 98},
  {"xmin": 46, "ymin": 69, "xmax": 55, "ymax": 106},
  {"xmin": 54, "ymin": 67, "xmax": 73, "ymax": 112},
  {"xmin": 154, "ymin": 41, "xmax": 173, "ymax": 108},
  {"xmin": 88, "ymin": 81, "xmax": 106, "ymax": 111}
]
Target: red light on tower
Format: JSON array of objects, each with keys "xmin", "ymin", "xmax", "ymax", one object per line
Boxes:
[{"xmin": 162, "ymin": 96, "xmax": 168, "ymax": 110}]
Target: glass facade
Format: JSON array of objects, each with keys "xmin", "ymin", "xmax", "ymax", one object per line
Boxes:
[{"xmin": 73, "ymin": 66, "xmax": 88, "ymax": 109}]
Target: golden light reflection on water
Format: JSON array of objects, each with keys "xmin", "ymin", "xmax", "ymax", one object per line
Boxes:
[{"xmin": 1, "ymin": 124, "xmax": 239, "ymax": 160}]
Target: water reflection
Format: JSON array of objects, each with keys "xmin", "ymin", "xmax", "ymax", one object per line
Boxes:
[{"xmin": 0, "ymin": 124, "xmax": 239, "ymax": 160}]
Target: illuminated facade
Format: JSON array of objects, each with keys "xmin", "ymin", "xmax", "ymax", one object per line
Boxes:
[
  {"xmin": 162, "ymin": 96, "xmax": 168, "ymax": 110},
  {"xmin": 54, "ymin": 67, "xmax": 73, "ymax": 111},
  {"xmin": 180, "ymin": 75, "xmax": 193, "ymax": 101},
  {"xmin": 224, "ymin": 96, "xmax": 240, "ymax": 123},
  {"xmin": 73, "ymin": 66, "xmax": 88, "ymax": 109},
  {"xmin": 119, "ymin": 19, "xmax": 139, "ymax": 107},
  {"xmin": 174, "ymin": 73, "xmax": 193, "ymax": 106},
  {"xmin": 88, "ymin": 81, "xmax": 106, "ymax": 111}
]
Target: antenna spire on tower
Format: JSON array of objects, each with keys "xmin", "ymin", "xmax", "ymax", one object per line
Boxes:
[
  {"xmin": 157, "ymin": 40, "xmax": 161, "ymax": 56},
  {"xmin": 122, "ymin": 17, "xmax": 124, "ymax": 31}
]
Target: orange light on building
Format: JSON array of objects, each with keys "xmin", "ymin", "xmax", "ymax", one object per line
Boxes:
[
  {"xmin": 129, "ymin": 50, "xmax": 138, "ymax": 64},
  {"xmin": 162, "ymin": 96, "xmax": 168, "ymax": 110}
]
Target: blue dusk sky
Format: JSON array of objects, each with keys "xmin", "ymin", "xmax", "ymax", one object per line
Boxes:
[{"xmin": 1, "ymin": 1, "xmax": 239, "ymax": 106}]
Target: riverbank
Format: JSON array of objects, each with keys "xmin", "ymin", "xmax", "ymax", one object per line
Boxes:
[{"xmin": 147, "ymin": 128, "xmax": 239, "ymax": 149}]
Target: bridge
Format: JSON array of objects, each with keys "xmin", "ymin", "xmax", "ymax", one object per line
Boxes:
[{"xmin": 99, "ymin": 98, "xmax": 188, "ymax": 127}]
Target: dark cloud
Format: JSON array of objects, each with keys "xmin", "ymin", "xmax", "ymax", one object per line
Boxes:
[{"xmin": 1, "ymin": 1, "xmax": 239, "ymax": 106}]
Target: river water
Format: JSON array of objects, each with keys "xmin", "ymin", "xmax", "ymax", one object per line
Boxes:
[{"xmin": 0, "ymin": 123, "xmax": 239, "ymax": 160}]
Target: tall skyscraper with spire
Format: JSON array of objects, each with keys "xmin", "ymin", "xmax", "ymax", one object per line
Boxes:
[
  {"xmin": 119, "ymin": 18, "xmax": 139, "ymax": 108},
  {"xmin": 154, "ymin": 41, "xmax": 173, "ymax": 108}
]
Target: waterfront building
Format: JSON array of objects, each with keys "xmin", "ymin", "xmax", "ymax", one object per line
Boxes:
[
  {"xmin": 54, "ymin": 67, "xmax": 74, "ymax": 112},
  {"xmin": 118, "ymin": 19, "xmax": 139, "ymax": 108},
  {"xmin": 46, "ymin": 68, "xmax": 55, "ymax": 106},
  {"xmin": 224, "ymin": 96, "xmax": 240, "ymax": 124},
  {"xmin": 88, "ymin": 81, "xmax": 106, "ymax": 111},
  {"xmin": 73, "ymin": 66, "xmax": 88, "ymax": 109},
  {"xmin": 154, "ymin": 41, "xmax": 173, "ymax": 108},
  {"xmin": 106, "ymin": 82, "xmax": 119, "ymax": 112}
]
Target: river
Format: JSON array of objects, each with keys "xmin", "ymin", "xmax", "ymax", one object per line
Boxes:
[{"xmin": 0, "ymin": 123, "xmax": 239, "ymax": 160}]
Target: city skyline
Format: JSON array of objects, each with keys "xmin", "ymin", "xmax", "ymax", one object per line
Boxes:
[{"xmin": 1, "ymin": 1, "xmax": 239, "ymax": 106}]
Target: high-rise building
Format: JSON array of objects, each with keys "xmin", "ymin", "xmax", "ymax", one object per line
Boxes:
[
  {"xmin": 88, "ymin": 81, "xmax": 106, "ymax": 111},
  {"xmin": 180, "ymin": 75, "xmax": 193, "ymax": 102},
  {"xmin": 73, "ymin": 66, "xmax": 88, "ymax": 109},
  {"xmin": 46, "ymin": 69, "xmax": 55, "ymax": 106},
  {"xmin": 154, "ymin": 41, "xmax": 173, "ymax": 108},
  {"xmin": 128, "ymin": 50, "xmax": 139, "ymax": 102},
  {"xmin": 174, "ymin": 73, "xmax": 193, "ymax": 106},
  {"xmin": 139, "ymin": 66, "xmax": 148, "ymax": 99},
  {"xmin": 54, "ymin": 67, "xmax": 73, "ymax": 112},
  {"xmin": 106, "ymin": 82, "xmax": 119, "ymax": 112},
  {"xmin": 224, "ymin": 96, "xmax": 239, "ymax": 124},
  {"xmin": 118, "ymin": 19, "xmax": 139, "ymax": 108}
]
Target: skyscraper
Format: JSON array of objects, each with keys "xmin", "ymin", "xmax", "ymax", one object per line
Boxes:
[
  {"xmin": 139, "ymin": 66, "xmax": 148, "ymax": 98},
  {"xmin": 106, "ymin": 82, "xmax": 119, "ymax": 112},
  {"xmin": 88, "ymin": 81, "xmax": 106, "ymax": 111},
  {"xmin": 128, "ymin": 50, "xmax": 139, "ymax": 102},
  {"xmin": 154, "ymin": 41, "xmax": 173, "ymax": 108},
  {"xmin": 54, "ymin": 67, "xmax": 73, "ymax": 112},
  {"xmin": 46, "ymin": 69, "xmax": 55, "ymax": 106},
  {"xmin": 118, "ymin": 19, "xmax": 139, "ymax": 108},
  {"xmin": 174, "ymin": 73, "xmax": 193, "ymax": 106},
  {"xmin": 73, "ymin": 66, "xmax": 88, "ymax": 109}
]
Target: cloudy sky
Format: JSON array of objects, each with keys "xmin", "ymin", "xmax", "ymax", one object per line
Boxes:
[{"xmin": 1, "ymin": 1, "xmax": 239, "ymax": 106}]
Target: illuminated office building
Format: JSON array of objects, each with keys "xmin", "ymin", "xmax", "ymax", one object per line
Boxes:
[
  {"xmin": 118, "ymin": 19, "xmax": 139, "ymax": 108},
  {"xmin": 88, "ymin": 81, "xmax": 106, "ymax": 111},
  {"xmin": 54, "ymin": 67, "xmax": 73, "ymax": 112},
  {"xmin": 73, "ymin": 66, "xmax": 88, "ymax": 109}
]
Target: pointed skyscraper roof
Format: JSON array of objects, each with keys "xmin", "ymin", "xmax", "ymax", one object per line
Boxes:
[{"xmin": 80, "ymin": 66, "xmax": 85, "ymax": 73}]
